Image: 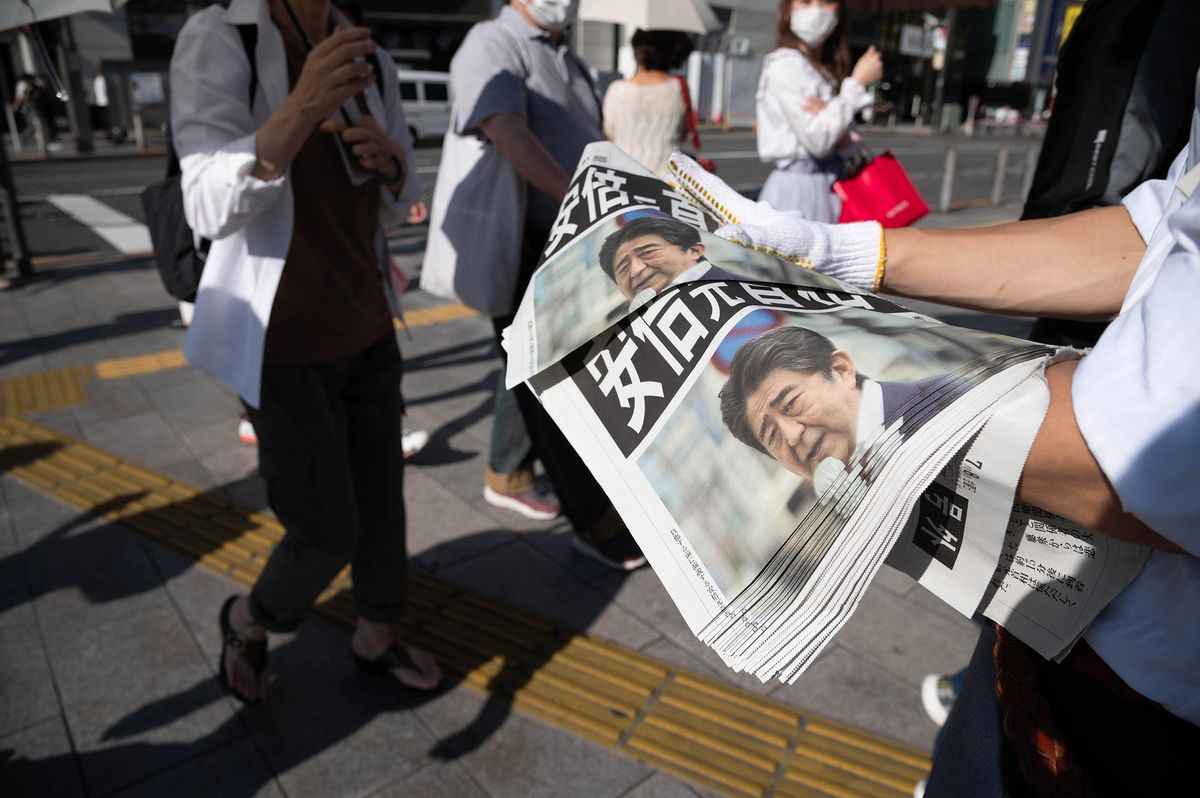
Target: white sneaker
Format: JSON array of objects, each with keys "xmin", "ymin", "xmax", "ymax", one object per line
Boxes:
[
  {"xmin": 401, "ymin": 428, "xmax": 429, "ymax": 459},
  {"xmin": 178, "ymin": 300, "xmax": 195, "ymax": 327},
  {"xmin": 921, "ymin": 673, "xmax": 956, "ymax": 727},
  {"xmin": 237, "ymin": 416, "xmax": 258, "ymax": 445}
]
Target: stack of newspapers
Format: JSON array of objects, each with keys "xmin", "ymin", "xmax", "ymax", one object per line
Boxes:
[{"xmin": 500, "ymin": 143, "xmax": 1148, "ymax": 681}]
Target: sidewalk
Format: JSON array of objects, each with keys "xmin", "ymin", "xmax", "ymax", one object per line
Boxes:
[{"xmin": 0, "ymin": 219, "xmax": 1015, "ymax": 796}]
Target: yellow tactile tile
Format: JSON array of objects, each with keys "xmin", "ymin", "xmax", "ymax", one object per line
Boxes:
[
  {"xmin": 94, "ymin": 348, "xmax": 188, "ymax": 380},
  {"xmin": 393, "ymin": 303, "xmax": 478, "ymax": 330},
  {"xmin": 0, "ymin": 366, "xmax": 92, "ymax": 417},
  {"xmin": 0, "ymin": 417, "xmax": 930, "ymax": 797}
]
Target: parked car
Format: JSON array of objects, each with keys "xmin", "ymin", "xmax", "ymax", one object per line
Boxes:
[{"xmin": 397, "ymin": 70, "xmax": 452, "ymax": 144}]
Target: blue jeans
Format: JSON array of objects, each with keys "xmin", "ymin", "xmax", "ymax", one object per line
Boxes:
[{"xmin": 488, "ymin": 368, "xmax": 534, "ymax": 475}]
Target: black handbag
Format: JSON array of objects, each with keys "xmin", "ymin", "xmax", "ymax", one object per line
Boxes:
[{"xmin": 141, "ymin": 24, "xmax": 258, "ymax": 302}]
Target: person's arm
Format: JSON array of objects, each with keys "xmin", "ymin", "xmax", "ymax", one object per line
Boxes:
[
  {"xmin": 252, "ymin": 28, "xmax": 378, "ymax": 180},
  {"xmin": 1020, "ymin": 360, "xmax": 1184, "ymax": 552},
  {"xmin": 172, "ymin": 18, "xmax": 376, "ymax": 240},
  {"xmin": 882, "ymin": 205, "xmax": 1145, "ymax": 319},
  {"xmin": 479, "ymin": 112, "xmax": 569, "ymax": 201}
]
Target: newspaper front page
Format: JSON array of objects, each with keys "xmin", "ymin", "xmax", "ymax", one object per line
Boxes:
[{"xmin": 507, "ymin": 143, "xmax": 1148, "ymax": 680}]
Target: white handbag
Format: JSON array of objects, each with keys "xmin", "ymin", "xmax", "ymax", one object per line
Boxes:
[
  {"xmin": 422, "ymin": 26, "xmax": 530, "ymax": 318},
  {"xmin": 421, "ymin": 117, "xmax": 527, "ymax": 317}
]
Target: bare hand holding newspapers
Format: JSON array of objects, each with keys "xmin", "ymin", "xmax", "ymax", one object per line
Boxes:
[{"xmin": 667, "ymin": 152, "xmax": 886, "ymax": 291}]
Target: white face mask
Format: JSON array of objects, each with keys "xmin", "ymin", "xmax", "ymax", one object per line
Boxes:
[
  {"xmin": 789, "ymin": 6, "xmax": 839, "ymax": 48},
  {"xmin": 523, "ymin": 0, "xmax": 579, "ymax": 32}
]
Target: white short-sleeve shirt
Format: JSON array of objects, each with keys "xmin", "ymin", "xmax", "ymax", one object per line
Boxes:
[{"xmin": 1072, "ymin": 76, "xmax": 1200, "ymax": 725}]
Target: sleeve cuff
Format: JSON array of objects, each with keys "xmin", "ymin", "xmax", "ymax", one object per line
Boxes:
[
  {"xmin": 839, "ymin": 77, "xmax": 871, "ymax": 112},
  {"xmin": 226, "ymin": 131, "xmax": 287, "ymax": 214}
]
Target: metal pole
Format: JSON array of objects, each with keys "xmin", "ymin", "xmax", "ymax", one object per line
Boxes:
[
  {"xmin": 1021, "ymin": 145, "xmax": 1040, "ymax": 201},
  {"xmin": 0, "ymin": 58, "xmax": 21, "ymax": 153},
  {"xmin": 0, "ymin": 141, "xmax": 33, "ymax": 277},
  {"xmin": 57, "ymin": 19, "xmax": 93, "ymax": 154},
  {"xmin": 938, "ymin": 147, "xmax": 957, "ymax": 212},
  {"xmin": 990, "ymin": 145, "xmax": 1010, "ymax": 206}
]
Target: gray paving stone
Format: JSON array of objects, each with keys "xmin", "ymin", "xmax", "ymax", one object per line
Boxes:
[
  {"xmin": 621, "ymin": 772, "xmax": 724, "ymax": 798},
  {"xmin": 69, "ymin": 377, "xmax": 155, "ymax": 427},
  {"xmin": 518, "ymin": 520, "xmax": 614, "ymax": 582},
  {"xmin": 195, "ymin": 444, "xmax": 260, "ymax": 489},
  {"xmin": 436, "ymin": 537, "xmax": 660, "ymax": 648},
  {"xmin": 406, "ymin": 468, "xmax": 515, "ymax": 570},
  {"xmin": 0, "ymin": 600, "xmax": 60, "ymax": 738},
  {"xmin": 903, "ymin": 577, "xmax": 982, "ymax": 628},
  {"xmin": 49, "ymin": 604, "xmax": 242, "ymax": 796},
  {"xmin": 22, "ymin": 406, "xmax": 85, "ymax": 440},
  {"xmin": 148, "ymin": 377, "xmax": 244, "ymax": 433},
  {"xmin": 414, "ymin": 687, "xmax": 652, "ymax": 798},
  {"xmin": 41, "ymin": 339, "xmax": 118, "ymax": 371},
  {"xmin": 82, "ymin": 409, "xmax": 190, "ymax": 470},
  {"xmin": 236, "ymin": 622, "xmax": 436, "ymax": 798},
  {"xmin": 146, "ymin": 546, "xmax": 241, "ymax": 660},
  {"xmin": 368, "ymin": 759, "xmax": 489, "ymax": 798},
  {"xmin": 873, "ymin": 562, "xmax": 920, "ymax": 599},
  {"xmin": 0, "ymin": 715, "xmax": 87, "ymax": 798},
  {"xmin": 778, "ymin": 643, "xmax": 936, "ymax": 752},
  {"xmin": 176, "ymin": 416, "xmax": 243, "ymax": 460},
  {"xmin": 23, "ymin": 516, "xmax": 165, "ymax": 641},
  {"xmin": 0, "ymin": 476, "xmax": 79, "ymax": 547},
  {"xmin": 154, "ymin": 457, "xmax": 221, "ymax": 492},
  {"xmin": 829, "ymin": 582, "xmax": 979, "ymax": 689},
  {"xmin": 107, "ymin": 735, "xmax": 283, "ymax": 798}
]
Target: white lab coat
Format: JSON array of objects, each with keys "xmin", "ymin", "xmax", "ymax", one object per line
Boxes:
[{"xmin": 170, "ymin": 0, "xmax": 420, "ymax": 407}]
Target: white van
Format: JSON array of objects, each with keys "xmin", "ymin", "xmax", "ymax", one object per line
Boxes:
[{"xmin": 397, "ymin": 70, "xmax": 452, "ymax": 144}]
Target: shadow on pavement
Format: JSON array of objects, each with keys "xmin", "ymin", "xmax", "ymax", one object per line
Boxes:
[{"xmin": 0, "ymin": 436, "xmax": 632, "ymax": 792}]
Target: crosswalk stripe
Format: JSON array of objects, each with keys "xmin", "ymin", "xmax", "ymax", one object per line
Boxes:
[{"xmin": 45, "ymin": 193, "xmax": 153, "ymax": 255}]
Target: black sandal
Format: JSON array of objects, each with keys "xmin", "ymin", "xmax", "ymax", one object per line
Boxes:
[
  {"xmin": 351, "ymin": 640, "xmax": 419, "ymax": 675},
  {"xmin": 218, "ymin": 595, "xmax": 268, "ymax": 704}
]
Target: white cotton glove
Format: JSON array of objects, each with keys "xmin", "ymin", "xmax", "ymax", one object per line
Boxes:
[{"xmin": 667, "ymin": 151, "xmax": 887, "ymax": 293}]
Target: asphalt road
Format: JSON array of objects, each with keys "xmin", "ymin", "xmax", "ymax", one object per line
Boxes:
[{"xmin": 7, "ymin": 129, "xmax": 1039, "ymax": 260}]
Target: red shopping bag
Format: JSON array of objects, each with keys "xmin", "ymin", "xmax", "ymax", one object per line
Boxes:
[{"xmin": 834, "ymin": 150, "xmax": 928, "ymax": 227}]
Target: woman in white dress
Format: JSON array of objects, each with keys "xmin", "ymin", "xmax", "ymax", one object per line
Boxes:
[
  {"xmin": 603, "ymin": 30, "xmax": 695, "ymax": 179},
  {"xmin": 756, "ymin": 0, "xmax": 883, "ymax": 221}
]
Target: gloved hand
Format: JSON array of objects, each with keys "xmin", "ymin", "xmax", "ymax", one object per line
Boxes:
[{"xmin": 667, "ymin": 151, "xmax": 887, "ymax": 292}]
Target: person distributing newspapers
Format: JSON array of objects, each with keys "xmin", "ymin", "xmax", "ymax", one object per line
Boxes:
[{"xmin": 667, "ymin": 64, "xmax": 1200, "ymax": 792}]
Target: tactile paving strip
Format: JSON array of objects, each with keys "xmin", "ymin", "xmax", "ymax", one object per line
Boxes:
[
  {"xmin": 394, "ymin": 302, "xmax": 478, "ymax": 329},
  {"xmin": 82, "ymin": 303, "xmax": 480, "ymax": 384},
  {"xmin": 94, "ymin": 348, "xmax": 189, "ymax": 380},
  {"xmin": 0, "ymin": 416, "xmax": 928, "ymax": 797},
  {"xmin": 0, "ymin": 366, "xmax": 92, "ymax": 417}
]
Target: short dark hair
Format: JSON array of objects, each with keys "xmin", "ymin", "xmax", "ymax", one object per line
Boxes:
[
  {"xmin": 719, "ymin": 326, "xmax": 861, "ymax": 455},
  {"xmin": 598, "ymin": 216, "xmax": 702, "ymax": 281},
  {"xmin": 631, "ymin": 29, "xmax": 695, "ymax": 72}
]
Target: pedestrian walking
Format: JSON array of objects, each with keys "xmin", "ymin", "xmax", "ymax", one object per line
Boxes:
[
  {"xmin": 442, "ymin": 0, "xmax": 645, "ymax": 569},
  {"xmin": 170, "ymin": 0, "xmax": 440, "ymax": 704},
  {"xmin": 602, "ymin": 29, "xmax": 695, "ymax": 179},
  {"xmin": 755, "ymin": 0, "xmax": 882, "ymax": 221}
]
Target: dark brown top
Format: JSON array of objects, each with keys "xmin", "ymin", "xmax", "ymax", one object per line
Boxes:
[{"xmin": 263, "ymin": 17, "xmax": 392, "ymax": 363}]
